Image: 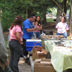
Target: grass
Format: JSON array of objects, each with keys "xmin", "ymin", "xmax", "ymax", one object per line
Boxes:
[{"xmin": 46, "ymin": 18, "xmax": 56, "ymax": 22}]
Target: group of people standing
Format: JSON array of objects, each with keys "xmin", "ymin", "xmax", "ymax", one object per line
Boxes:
[
  {"xmin": 9, "ymin": 15, "xmax": 42, "ymax": 72},
  {"xmin": 0, "ymin": 14, "xmax": 69, "ymax": 72}
]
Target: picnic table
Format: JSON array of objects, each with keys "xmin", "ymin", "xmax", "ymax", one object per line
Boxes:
[{"xmin": 44, "ymin": 39, "xmax": 72, "ymax": 72}]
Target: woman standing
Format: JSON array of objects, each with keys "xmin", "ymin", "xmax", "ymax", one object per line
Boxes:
[
  {"xmin": 33, "ymin": 16, "xmax": 42, "ymax": 39},
  {"xmin": 9, "ymin": 15, "xmax": 23, "ymax": 72},
  {"xmin": 56, "ymin": 17, "xmax": 68, "ymax": 38}
]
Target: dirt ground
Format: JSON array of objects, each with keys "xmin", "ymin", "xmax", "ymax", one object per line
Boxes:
[{"xmin": 18, "ymin": 58, "xmax": 31, "ymax": 72}]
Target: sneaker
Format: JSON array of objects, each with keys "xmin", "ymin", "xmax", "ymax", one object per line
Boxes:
[
  {"xmin": 23, "ymin": 56, "xmax": 27, "ymax": 59},
  {"xmin": 23, "ymin": 56, "xmax": 29, "ymax": 61}
]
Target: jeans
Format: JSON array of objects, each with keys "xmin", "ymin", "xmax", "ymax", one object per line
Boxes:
[
  {"xmin": 33, "ymin": 33, "xmax": 36, "ymax": 38},
  {"xmin": 9, "ymin": 40, "xmax": 22, "ymax": 72},
  {"xmin": 22, "ymin": 39, "xmax": 28, "ymax": 56},
  {"xmin": 57, "ymin": 32, "xmax": 67, "ymax": 38},
  {"xmin": 34, "ymin": 32, "xmax": 41, "ymax": 39}
]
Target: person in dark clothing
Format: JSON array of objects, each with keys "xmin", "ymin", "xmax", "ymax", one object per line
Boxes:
[{"xmin": 22, "ymin": 15, "xmax": 40, "ymax": 59}]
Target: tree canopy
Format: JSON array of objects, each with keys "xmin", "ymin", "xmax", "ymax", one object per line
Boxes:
[{"xmin": 0, "ymin": 0, "xmax": 70, "ymax": 31}]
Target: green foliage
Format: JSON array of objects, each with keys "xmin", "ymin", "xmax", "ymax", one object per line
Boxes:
[
  {"xmin": 47, "ymin": 7, "xmax": 57, "ymax": 16},
  {"xmin": 0, "ymin": 0, "xmax": 26, "ymax": 31},
  {"xmin": 46, "ymin": 18, "xmax": 55, "ymax": 22},
  {"xmin": 0, "ymin": 0, "xmax": 70, "ymax": 31}
]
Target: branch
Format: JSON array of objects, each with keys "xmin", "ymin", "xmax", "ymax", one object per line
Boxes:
[{"xmin": 53, "ymin": 0, "xmax": 68, "ymax": 22}]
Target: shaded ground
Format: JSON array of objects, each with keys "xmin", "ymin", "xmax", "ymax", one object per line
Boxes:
[{"xmin": 18, "ymin": 58, "xmax": 31, "ymax": 72}]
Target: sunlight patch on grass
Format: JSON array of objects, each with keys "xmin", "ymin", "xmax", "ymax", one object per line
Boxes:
[{"xmin": 46, "ymin": 18, "xmax": 56, "ymax": 22}]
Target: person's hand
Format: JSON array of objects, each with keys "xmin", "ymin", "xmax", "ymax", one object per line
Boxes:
[
  {"xmin": 4, "ymin": 59, "xmax": 9, "ymax": 66},
  {"xmin": 35, "ymin": 27, "xmax": 40, "ymax": 30},
  {"xmin": 20, "ymin": 42, "xmax": 23, "ymax": 45}
]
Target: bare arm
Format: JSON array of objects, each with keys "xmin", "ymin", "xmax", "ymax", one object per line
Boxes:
[
  {"xmin": 16, "ymin": 32, "xmax": 23, "ymax": 45},
  {"xmin": 26, "ymin": 27, "xmax": 40, "ymax": 32},
  {"xmin": 26, "ymin": 28, "xmax": 36, "ymax": 32},
  {"xmin": 56, "ymin": 28, "xmax": 58, "ymax": 32},
  {"xmin": 40, "ymin": 24, "xmax": 42, "ymax": 30}
]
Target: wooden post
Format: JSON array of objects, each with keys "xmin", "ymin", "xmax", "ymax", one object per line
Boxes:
[{"xmin": 70, "ymin": 0, "xmax": 72, "ymax": 36}]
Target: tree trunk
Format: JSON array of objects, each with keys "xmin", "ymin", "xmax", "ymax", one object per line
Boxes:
[
  {"xmin": 70, "ymin": 0, "xmax": 72, "ymax": 36},
  {"xmin": 41, "ymin": 5, "xmax": 47, "ymax": 24},
  {"xmin": 64, "ymin": 0, "xmax": 68, "ymax": 14},
  {"xmin": 26, "ymin": 6, "xmax": 28, "ymax": 19},
  {"xmin": 28, "ymin": 8, "xmax": 33, "ymax": 18},
  {"xmin": 56, "ymin": 2, "xmax": 63, "ymax": 24},
  {"xmin": 68, "ymin": 8, "xmax": 71, "ymax": 26}
]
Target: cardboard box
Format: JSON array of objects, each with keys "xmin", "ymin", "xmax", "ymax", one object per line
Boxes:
[
  {"xmin": 32, "ymin": 48, "xmax": 47, "ymax": 60},
  {"xmin": 34, "ymin": 66, "xmax": 55, "ymax": 72},
  {"xmin": 34, "ymin": 59, "xmax": 55, "ymax": 72},
  {"xmin": 34, "ymin": 59, "xmax": 52, "ymax": 66}
]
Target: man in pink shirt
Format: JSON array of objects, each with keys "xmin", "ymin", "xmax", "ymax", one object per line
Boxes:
[{"xmin": 56, "ymin": 17, "xmax": 69, "ymax": 38}]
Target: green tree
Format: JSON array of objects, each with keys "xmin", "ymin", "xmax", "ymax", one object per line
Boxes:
[
  {"xmin": 53, "ymin": 0, "xmax": 70, "ymax": 23},
  {"xmin": 0, "ymin": 0, "xmax": 70, "ymax": 31}
]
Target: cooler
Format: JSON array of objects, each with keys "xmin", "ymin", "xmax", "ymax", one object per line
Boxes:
[{"xmin": 26, "ymin": 39, "xmax": 42, "ymax": 51}]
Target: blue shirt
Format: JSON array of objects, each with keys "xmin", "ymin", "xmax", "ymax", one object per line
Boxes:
[{"xmin": 22, "ymin": 19, "xmax": 34, "ymax": 39}]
